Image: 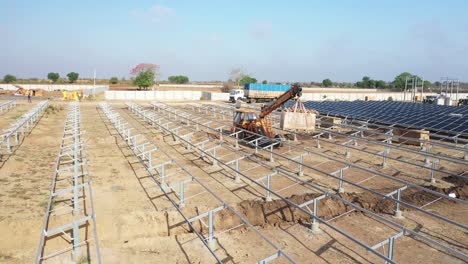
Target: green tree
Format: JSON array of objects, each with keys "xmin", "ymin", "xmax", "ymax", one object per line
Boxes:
[
  {"xmin": 47, "ymin": 72, "xmax": 60, "ymax": 83},
  {"xmin": 392, "ymin": 72, "xmax": 413, "ymax": 89},
  {"xmin": 322, "ymin": 79, "xmax": 333, "ymax": 87},
  {"xmin": 375, "ymin": 80, "xmax": 387, "ymax": 88},
  {"xmin": 356, "ymin": 76, "xmax": 388, "ymax": 88},
  {"xmin": 133, "ymin": 70, "xmax": 155, "ymax": 90},
  {"xmin": 239, "ymin": 75, "xmax": 257, "ymax": 86},
  {"xmin": 356, "ymin": 76, "xmax": 371, "ymax": 88},
  {"xmin": 423, "ymin": 80, "xmax": 432, "ymax": 89},
  {"xmin": 168, "ymin": 75, "xmax": 189, "ymax": 84},
  {"xmin": 109, "ymin": 77, "xmax": 119, "ymax": 84},
  {"xmin": 262, "ymin": 80, "xmax": 268, "ymax": 84},
  {"xmin": 66, "ymin": 72, "xmax": 79, "ymax": 83},
  {"xmin": 3, "ymin": 74, "xmax": 16, "ymax": 83}
]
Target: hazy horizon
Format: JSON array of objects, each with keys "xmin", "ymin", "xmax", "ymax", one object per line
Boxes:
[{"xmin": 2, "ymin": 0, "xmax": 468, "ymax": 82}]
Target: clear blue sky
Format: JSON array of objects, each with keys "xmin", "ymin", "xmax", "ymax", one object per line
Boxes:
[{"xmin": 1, "ymin": 0, "xmax": 467, "ymax": 82}]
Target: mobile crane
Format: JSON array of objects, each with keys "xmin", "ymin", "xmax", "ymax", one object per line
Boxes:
[{"xmin": 231, "ymin": 83, "xmax": 303, "ymax": 147}]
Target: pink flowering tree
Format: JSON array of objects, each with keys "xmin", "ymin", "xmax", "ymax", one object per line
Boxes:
[{"xmin": 131, "ymin": 63, "xmax": 160, "ymax": 90}]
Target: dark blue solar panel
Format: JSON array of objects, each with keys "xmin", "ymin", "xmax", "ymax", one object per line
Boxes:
[{"xmin": 290, "ymin": 101, "xmax": 468, "ymax": 135}]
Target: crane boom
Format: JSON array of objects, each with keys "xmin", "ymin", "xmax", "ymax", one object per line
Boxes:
[{"xmin": 259, "ymin": 84, "xmax": 302, "ymax": 119}]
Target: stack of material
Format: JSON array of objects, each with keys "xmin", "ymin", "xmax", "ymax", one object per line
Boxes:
[
  {"xmin": 320, "ymin": 116, "xmax": 342, "ymax": 129},
  {"xmin": 15, "ymin": 87, "xmax": 46, "ymax": 97},
  {"xmin": 280, "ymin": 99, "xmax": 317, "ymax": 132},
  {"xmin": 393, "ymin": 129, "xmax": 430, "ymax": 146}
]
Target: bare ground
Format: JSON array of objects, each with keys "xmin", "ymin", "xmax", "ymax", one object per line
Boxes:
[{"xmin": 0, "ymin": 101, "xmax": 466, "ymax": 263}]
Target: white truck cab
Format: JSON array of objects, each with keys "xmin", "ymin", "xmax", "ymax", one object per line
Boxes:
[{"xmin": 229, "ymin": 89, "xmax": 244, "ymax": 102}]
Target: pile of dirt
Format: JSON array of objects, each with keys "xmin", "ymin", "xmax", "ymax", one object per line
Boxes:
[
  {"xmin": 439, "ymin": 175, "xmax": 468, "ymax": 199},
  {"xmin": 164, "ymin": 185, "xmax": 462, "ymax": 237}
]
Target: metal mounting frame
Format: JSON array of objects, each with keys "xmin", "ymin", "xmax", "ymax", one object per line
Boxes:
[
  {"xmin": 145, "ymin": 101, "xmax": 468, "ymax": 262},
  {"xmin": 36, "ymin": 102, "xmax": 101, "ymax": 264}
]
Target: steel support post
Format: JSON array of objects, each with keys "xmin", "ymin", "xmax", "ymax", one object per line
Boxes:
[
  {"xmin": 384, "ymin": 186, "xmax": 407, "ymax": 219},
  {"xmin": 179, "ymin": 181, "xmax": 185, "ymax": 208},
  {"xmin": 218, "ymin": 128, "xmax": 223, "ymax": 141},
  {"xmin": 263, "ymin": 171, "xmax": 278, "ymax": 202},
  {"xmin": 345, "ymin": 141, "xmax": 351, "ymax": 159},
  {"xmin": 381, "ymin": 147, "xmax": 388, "ymax": 168},
  {"xmin": 394, "ymin": 188, "xmax": 403, "ymax": 219},
  {"xmin": 269, "ymin": 145, "xmax": 274, "ymax": 162},
  {"xmin": 160, "ymin": 162, "xmax": 168, "ymax": 189},
  {"xmin": 310, "ymin": 199, "xmax": 321, "ymax": 234},
  {"xmin": 208, "ymin": 210, "xmax": 216, "ymax": 250},
  {"xmin": 212, "ymin": 146, "xmax": 218, "ymax": 166},
  {"xmin": 423, "ymin": 144, "xmax": 431, "ymax": 167},
  {"xmin": 297, "ymin": 154, "xmax": 305, "ymax": 177},
  {"xmin": 430, "ymin": 160, "xmax": 439, "ymax": 184},
  {"xmin": 338, "ymin": 168, "xmax": 345, "ymax": 193},
  {"xmin": 387, "ymin": 237, "xmax": 395, "ymax": 263},
  {"xmin": 266, "ymin": 173, "xmax": 273, "ymax": 202}
]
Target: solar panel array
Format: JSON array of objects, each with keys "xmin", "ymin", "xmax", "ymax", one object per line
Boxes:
[{"xmin": 292, "ymin": 101, "xmax": 468, "ymax": 135}]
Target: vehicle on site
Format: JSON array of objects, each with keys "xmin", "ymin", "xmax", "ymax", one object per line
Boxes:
[
  {"xmin": 244, "ymin": 83, "xmax": 292, "ymax": 103},
  {"xmin": 231, "ymin": 83, "xmax": 303, "ymax": 147},
  {"xmin": 229, "ymin": 83, "xmax": 293, "ymax": 103},
  {"xmin": 458, "ymin": 98, "xmax": 468, "ymax": 106},
  {"xmin": 423, "ymin": 95, "xmax": 438, "ymax": 104},
  {"xmin": 229, "ymin": 89, "xmax": 244, "ymax": 102}
]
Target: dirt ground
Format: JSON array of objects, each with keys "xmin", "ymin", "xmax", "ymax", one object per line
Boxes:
[{"xmin": 0, "ymin": 99, "xmax": 466, "ymax": 263}]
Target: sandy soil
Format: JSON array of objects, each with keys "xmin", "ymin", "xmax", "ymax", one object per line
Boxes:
[{"xmin": 0, "ymin": 100, "xmax": 466, "ymax": 263}]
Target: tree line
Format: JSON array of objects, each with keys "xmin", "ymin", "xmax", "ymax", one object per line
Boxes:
[
  {"xmin": 0, "ymin": 71, "xmax": 458, "ymax": 91},
  {"xmin": 3, "ymin": 72, "xmax": 80, "ymax": 84},
  {"xmin": 1, "ymin": 72, "xmax": 190, "ymax": 87},
  {"xmin": 320, "ymin": 72, "xmax": 435, "ymax": 90}
]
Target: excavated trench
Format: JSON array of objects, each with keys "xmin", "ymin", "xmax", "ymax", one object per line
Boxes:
[{"xmin": 151, "ymin": 184, "xmax": 464, "ymax": 237}]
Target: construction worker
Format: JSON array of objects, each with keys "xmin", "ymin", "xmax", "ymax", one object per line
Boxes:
[{"xmin": 27, "ymin": 91, "xmax": 32, "ymax": 103}]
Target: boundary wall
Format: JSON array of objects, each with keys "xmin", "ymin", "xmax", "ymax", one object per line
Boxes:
[{"xmin": 105, "ymin": 90, "xmax": 468, "ymax": 102}]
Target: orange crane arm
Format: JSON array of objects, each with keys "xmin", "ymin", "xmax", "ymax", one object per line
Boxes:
[{"xmin": 259, "ymin": 84, "xmax": 302, "ymax": 119}]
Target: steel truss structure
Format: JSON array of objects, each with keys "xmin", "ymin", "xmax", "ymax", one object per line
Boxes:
[
  {"xmin": 440, "ymin": 77, "xmax": 460, "ymax": 101},
  {"xmin": 36, "ymin": 102, "xmax": 101, "ymax": 264},
  {"xmin": 0, "ymin": 99, "xmax": 16, "ymax": 113},
  {"xmin": 179, "ymin": 103, "xmax": 468, "ymax": 255},
  {"xmin": 195, "ymin": 102, "xmax": 468, "ymax": 180},
  {"xmin": 0, "ymin": 100, "xmax": 48, "ymax": 162},
  {"xmin": 204, "ymin": 102, "xmax": 468, "ymax": 162},
  {"xmin": 230, "ymin": 100, "xmax": 468, "ymax": 149},
  {"xmin": 123, "ymin": 101, "xmax": 467, "ymax": 263},
  {"xmin": 99, "ymin": 102, "xmax": 295, "ymax": 264},
  {"xmin": 283, "ymin": 101, "xmax": 468, "ymax": 144}
]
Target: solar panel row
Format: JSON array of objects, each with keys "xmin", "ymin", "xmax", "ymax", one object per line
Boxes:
[{"xmin": 291, "ymin": 101, "xmax": 468, "ymax": 135}]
